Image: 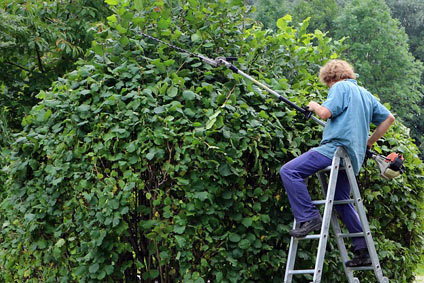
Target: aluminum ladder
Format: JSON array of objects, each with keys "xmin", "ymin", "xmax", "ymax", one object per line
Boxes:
[{"xmin": 284, "ymin": 147, "xmax": 389, "ymax": 283}]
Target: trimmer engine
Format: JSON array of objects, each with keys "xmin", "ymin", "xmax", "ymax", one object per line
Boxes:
[{"xmin": 368, "ymin": 151, "xmax": 405, "ymax": 179}]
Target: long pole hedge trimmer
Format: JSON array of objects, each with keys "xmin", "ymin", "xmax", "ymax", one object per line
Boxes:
[{"xmin": 138, "ymin": 30, "xmax": 405, "ymax": 179}]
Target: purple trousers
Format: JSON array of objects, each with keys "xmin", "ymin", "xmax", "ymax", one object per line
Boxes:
[{"xmin": 280, "ymin": 150, "xmax": 366, "ymax": 250}]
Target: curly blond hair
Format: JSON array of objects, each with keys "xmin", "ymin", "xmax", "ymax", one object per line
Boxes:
[{"xmin": 319, "ymin": 59, "xmax": 356, "ymax": 85}]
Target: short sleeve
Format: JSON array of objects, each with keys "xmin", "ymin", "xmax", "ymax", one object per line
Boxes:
[
  {"xmin": 371, "ymin": 98, "xmax": 390, "ymax": 126},
  {"xmin": 322, "ymin": 81, "xmax": 349, "ymax": 118}
]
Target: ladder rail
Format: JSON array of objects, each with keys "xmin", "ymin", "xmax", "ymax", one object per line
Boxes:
[
  {"xmin": 317, "ymin": 171, "xmax": 357, "ymax": 283},
  {"xmin": 342, "ymin": 152, "xmax": 387, "ymax": 281},
  {"xmin": 284, "ymin": 219, "xmax": 300, "ymax": 282},
  {"xmin": 312, "ymin": 154, "xmax": 341, "ymax": 282}
]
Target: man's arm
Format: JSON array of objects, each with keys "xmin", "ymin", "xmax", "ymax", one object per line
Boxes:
[
  {"xmin": 367, "ymin": 114, "xmax": 395, "ymax": 148},
  {"xmin": 308, "ymin": 101, "xmax": 332, "ymax": 120}
]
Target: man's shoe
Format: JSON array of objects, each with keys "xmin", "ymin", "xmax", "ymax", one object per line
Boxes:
[
  {"xmin": 345, "ymin": 248, "xmax": 372, "ymax": 267},
  {"xmin": 289, "ymin": 217, "xmax": 322, "ymax": 238}
]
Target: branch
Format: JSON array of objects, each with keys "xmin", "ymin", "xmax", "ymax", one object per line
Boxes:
[
  {"xmin": 34, "ymin": 44, "xmax": 45, "ymax": 73},
  {"xmin": 4, "ymin": 61, "xmax": 32, "ymax": 72},
  {"xmin": 4, "ymin": 61, "xmax": 47, "ymax": 77}
]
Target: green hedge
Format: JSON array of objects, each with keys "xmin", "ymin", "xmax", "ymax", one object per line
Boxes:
[{"xmin": 1, "ymin": 1, "xmax": 423, "ymax": 282}]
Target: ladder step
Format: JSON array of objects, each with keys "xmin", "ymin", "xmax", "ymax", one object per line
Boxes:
[
  {"xmin": 312, "ymin": 199, "xmax": 355, "ymax": 205},
  {"xmin": 347, "ymin": 266, "xmax": 374, "ymax": 271},
  {"xmin": 319, "ymin": 166, "xmax": 345, "ymax": 172},
  {"xmin": 288, "ymin": 269, "xmax": 315, "ymax": 274},
  {"xmin": 337, "ymin": 232, "xmax": 365, "ymax": 238},
  {"xmin": 297, "ymin": 234, "xmax": 321, "ymax": 240}
]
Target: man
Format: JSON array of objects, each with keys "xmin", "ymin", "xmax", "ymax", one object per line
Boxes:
[{"xmin": 280, "ymin": 59, "xmax": 395, "ymax": 267}]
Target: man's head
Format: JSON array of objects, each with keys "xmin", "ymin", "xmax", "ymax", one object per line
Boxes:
[{"xmin": 319, "ymin": 59, "xmax": 356, "ymax": 87}]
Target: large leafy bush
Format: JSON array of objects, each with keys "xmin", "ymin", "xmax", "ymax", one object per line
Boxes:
[{"xmin": 1, "ymin": 0, "xmax": 423, "ymax": 282}]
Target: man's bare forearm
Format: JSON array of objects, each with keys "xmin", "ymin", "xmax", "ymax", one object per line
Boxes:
[
  {"xmin": 367, "ymin": 114, "xmax": 395, "ymax": 148},
  {"xmin": 308, "ymin": 101, "xmax": 332, "ymax": 120}
]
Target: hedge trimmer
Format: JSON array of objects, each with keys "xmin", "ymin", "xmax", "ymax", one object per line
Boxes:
[{"xmin": 138, "ymin": 30, "xmax": 405, "ymax": 179}]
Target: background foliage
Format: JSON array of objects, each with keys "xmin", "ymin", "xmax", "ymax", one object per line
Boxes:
[
  {"xmin": 0, "ymin": 0, "xmax": 111, "ymax": 130},
  {"xmin": 252, "ymin": 0, "xmax": 424, "ymax": 156},
  {"xmin": 0, "ymin": 0, "xmax": 423, "ymax": 282}
]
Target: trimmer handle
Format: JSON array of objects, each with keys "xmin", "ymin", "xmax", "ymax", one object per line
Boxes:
[
  {"xmin": 225, "ymin": 57, "xmax": 237, "ymax": 62},
  {"xmin": 302, "ymin": 106, "xmax": 313, "ymax": 120},
  {"xmin": 366, "ymin": 149, "xmax": 374, "ymax": 159}
]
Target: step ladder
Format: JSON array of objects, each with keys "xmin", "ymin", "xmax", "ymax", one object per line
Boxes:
[{"xmin": 284, "ymin": 147, "xmax": 389, "ymax": 283}]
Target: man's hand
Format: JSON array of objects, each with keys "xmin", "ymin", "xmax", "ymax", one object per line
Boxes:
[{"xmin": 308, "ymin": 101, "xmax": 332, "ymax": 120}]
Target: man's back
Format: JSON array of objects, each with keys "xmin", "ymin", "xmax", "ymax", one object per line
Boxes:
[{"xmin": 313, "ymin": 79, "xmax": 390, "ymax": 174}]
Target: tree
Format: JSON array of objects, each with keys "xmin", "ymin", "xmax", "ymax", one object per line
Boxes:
[
  {"xmin": 0, "ymin": 0, "xmax": 111, "ymax": 131},
  {"xmin": 334, "ymin": 0, "xmax": 424, "ymax": 155},
  {"xmin": 252, "ymin": 0, "xmax": 292, "ymax": 29},
  {"xmin": 252, "ymin": 0, "xmax": 341, "ymax": 33},
  {"xmin": 385, "ymin": 0, "xmax": 424, "ymax": 63},
  {"xmin": 291, "ymin": 0, "xmax": 339, "ymax": 35}
]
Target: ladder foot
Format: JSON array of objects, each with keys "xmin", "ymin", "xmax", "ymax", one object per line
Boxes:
[
  {"xmin": 353, "ymin": 278, "xmax": 360, "ymax": 283},
  {"xmin": 381, "ymin": 277, "xmax": 389, "ymax": 283}
]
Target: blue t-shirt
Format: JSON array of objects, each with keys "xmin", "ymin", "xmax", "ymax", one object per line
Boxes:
[{"xmin": 312, "ymin": 79, "xmax": 390, "ymax": 175}]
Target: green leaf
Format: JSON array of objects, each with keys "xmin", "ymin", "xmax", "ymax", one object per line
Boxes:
[
  {"xmin": 55, "ymin": 238, "xmax": 66, "ymax": 248},
  {"xmin": 158, "ymin": 18, "xmax": 170, "ymax": 29},
  {"xmin": 219, "ymin": 163, "xmax": 232, "ymax": 176},
  {"xmin": 206, "ymin": 110, "xmax": 222, "ymax": 130},
  {"xmin": 105, "ymin": 0, "xmax": 119, "ymax": 5},
  {"xmin": 183, "ymin": 90, "xmax": 196, "ymax": 100},
  {"xmin": 173, "ymin": 225, "xmax": 186, "ymax": 234},
  {"xmin": 107, "ymin": 14, "xmax": 118, "ymax": 24},
  {"xmin": 120, "ymin": 36, "xmax": 129, "ymax": 46},
  {"xmin": 146, "ymin": 150, "xmax": 155, "ymax": 160},
  {"xmin": 241, "ymin": 217, "xmax": 252, "ymax": 228},
  {"xmin": 77, "ymin": 104, "xmax": 90, "ymax": 112},
  {"xmin": 175, "ymin": 235, "xmax": 186, "ymax": 248},
  {"xmin": 126, "ymin": 142, "xmax": 136, "ymax": 153},
  {"xmin": 276, "ymin": 15, "xmax": 292, "ymax": 30},
  {"xmin": 142, "ymin": 269, "xmax": 159, "ymax": 280},
  {"xmin": 154, "ymin": 106, "xmax": 165, "ymax": 114},
  {"xmin": 191, "ymin": 33, "xmax": 201, "ymax": 42},
  {"xmin": 229, "ymin": 233, "xmax": 241, "ymax": 242},
  {"xmin": 113, "ymin": 214, "xmax": 120, "ymax": 227},
  {"xmin": 37, "ymin": 239, "xmax": 47, "ymax": 249},
  {"xmin": 168, "ymin": 86, "xmax": 178, "ymax": 98},
  {"xmin": 193, "ymin": 191, "xmax": 209, "ymax": 201},
  {"xmin": 89, "ymin": 263, "xmax": 99, "ymax": 273},
  {"xmin": 134, "ymin": 0, "xmax": 143, "ymax": 11},
  {"xmin": 238, "ymin": 239, "xmax": 250, "ymax": 249},
  {"xmin": 97, "ymin": 271, "xmax": 106, "ymax": 280}
]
